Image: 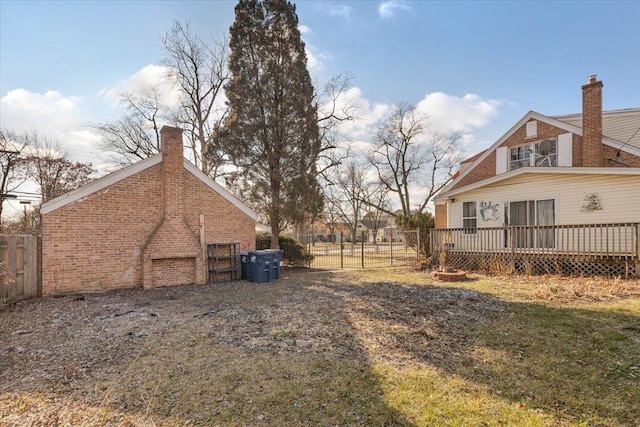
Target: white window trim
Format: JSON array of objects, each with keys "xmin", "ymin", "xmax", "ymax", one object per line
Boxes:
[
  {"xmin": 509, "ymin": 138, "xmax": 558, "ymax": 171},
  {"xmin": 509, "ymin": 144, "xmax": 531, "ymax": 170},
  {"xmin": 462, "ymin": 201, "xmax": 477, "ymax": 234}
]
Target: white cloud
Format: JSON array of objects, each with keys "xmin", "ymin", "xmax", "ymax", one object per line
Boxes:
[
  {"xmin": 98, "ymin": 64, "xmax": 180, "ymax": 108},
  {"xmin": 306, "ymin": 45, "xmax": 333, "ymax": 73},
  {"xmin": 1, "ymin": 89, "xmax": 80, "ymax": 116},
  {"xmin": 306, "ymin": 49, "xmax": 321, "ymax": 71},
  {"xmin": 326, "ymin": 86, "xmax": 392, "ymax": 146},
  {"xmin": 378, "ymin": 1, "xmax": 412, "ymax": 19},
  {"xmin": 338, "ymin": 90, "xmax": 500, "ymax": 213},
  {"xmin": 329, "ymin": 89, "xmax": 500, "ymax": 152},
  {"xmin": 328, "ymin": 4, "xmax": 352, "ymax": 19},
  {"xmin": 415, "ymin": 92, "xmax": 501, "ymax": 135},
  {"xmin": 299, "ymin": 24, "xmax": 330, "ymax": 74},
  {"xmin": 298, "ymin": 24, "xmax": 313, "ymax": 35},
  {"xmin": 0, "ymin": 88, "xmax": 103, "ymax": 165}
]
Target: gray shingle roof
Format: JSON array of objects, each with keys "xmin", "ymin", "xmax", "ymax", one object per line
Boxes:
[{"xmin": 552, "ymin": 108, "xmax": 640, "ymax": 150}]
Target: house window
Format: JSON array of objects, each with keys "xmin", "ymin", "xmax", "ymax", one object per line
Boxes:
[
  {"xmin": 510, "ymin": 139, "xmax": 557, "ymax": 170},
  {"xmin": 510, "ymin": 145, "xmax": 530, "ymax": 170},
  {"xmin": 534, "ymin": 139, "xmax": 557, "ymax": 166},
  {"xmin": 463, "ymin": 201, "xmax": 477, "ymax": 234},
  {"xmin": 505, "ymin": 199, "xmax": 555, "ymax": 248}
]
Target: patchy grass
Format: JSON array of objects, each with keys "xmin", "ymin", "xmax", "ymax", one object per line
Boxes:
[{"xmin": 1, "ymin": 269, "xmax": 639, "ymax": 426}]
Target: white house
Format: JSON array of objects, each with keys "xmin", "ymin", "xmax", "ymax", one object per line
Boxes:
[{"xmin": 432, "ymin": 76, "xmax": 640, "ymax": 276}]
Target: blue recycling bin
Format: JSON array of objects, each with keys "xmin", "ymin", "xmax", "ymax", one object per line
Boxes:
[
  {"xmin": 248, "ymin": 251, "xmax": 271, "ymax": 283},
  {"xmin": 263, "ymin": 249, "xmax": 284, "ymax": 280},
  {"xmin": 240, "ymin": 252, "xmax": 250, "ymax": 280}
]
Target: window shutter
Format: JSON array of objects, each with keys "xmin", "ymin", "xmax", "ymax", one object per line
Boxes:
[
  {"xmin": 557, "ymin": 133, "xmax": 572, "ymax": 166},
  {"xmin": 496, "ymin": 146, "xmax": 508, "ymax": 174}
]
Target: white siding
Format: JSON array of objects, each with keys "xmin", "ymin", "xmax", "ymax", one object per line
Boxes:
[{"xmin": 447, "ymin": 173, "xmax": 640, "ymax": 228}]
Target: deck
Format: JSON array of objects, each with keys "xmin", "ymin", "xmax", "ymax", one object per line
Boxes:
[{"xmin": 430, "ymin": 223, "xmax": 639, "ymax": 277}]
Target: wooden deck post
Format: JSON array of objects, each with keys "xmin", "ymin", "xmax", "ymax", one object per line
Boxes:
[{"xmin": 635, "ymin": 223, "xmax": 640, "ymax": 278}]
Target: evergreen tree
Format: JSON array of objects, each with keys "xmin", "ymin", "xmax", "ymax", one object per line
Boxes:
[{"xmin": 224, "ymin": 0, "xmax": 322, "ymax": 249}]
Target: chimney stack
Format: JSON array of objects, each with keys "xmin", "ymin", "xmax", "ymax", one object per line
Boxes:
[
  {"xmin": 581, "ymin": 75, "xmax": 603, "ymax": 167},
  {"xmin": 160, "ymin": 126, "xmax": 185, "ymax": 219}
]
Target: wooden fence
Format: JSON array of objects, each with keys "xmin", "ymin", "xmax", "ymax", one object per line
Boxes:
[
  {"xmin": 430, "ymin": 223, "xmax": 640, "ymax": 277},
  {"xmin": 0, "ymin": 235, "xmax": 41, "ymax": 307}
]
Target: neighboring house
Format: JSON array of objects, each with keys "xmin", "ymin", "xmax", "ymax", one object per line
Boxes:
[
  {"xmin": 359, "ymin": 218, "xmax": 388, "ymax": 243},
  {"xmin": 40, "ymin": 126, "xmax": 257, "ymax": 294},
  {"xmin": 432, "ymin": 76, "xmax": 640, "ymax": 276}
]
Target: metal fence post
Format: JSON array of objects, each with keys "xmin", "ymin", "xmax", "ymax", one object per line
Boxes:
[
  {"xmin": 308, "ymin": 233, "xmax": 312, "ymax": 268},
  {"xmin": 340, "ymin": 231, "xmax": 344, "ymax": 269},
  {"xmin": 361, "ymin": 231, "xmax": 365, "ymax": 268}
]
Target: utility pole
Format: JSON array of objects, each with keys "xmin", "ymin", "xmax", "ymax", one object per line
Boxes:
[{"xmin": 20, "ymin": 200, "xmax": 31, "ymax": 234}]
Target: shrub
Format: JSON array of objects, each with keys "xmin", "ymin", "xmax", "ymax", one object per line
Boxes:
[
  {"xmin": 254, "ymin": 233, "xmax": 314, "ymax": 267},
  {"xmin": 395, "ymin": 212, "xmax": 434, "ymax": 258}
]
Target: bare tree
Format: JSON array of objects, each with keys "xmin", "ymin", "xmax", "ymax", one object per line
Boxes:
[
  {"xmin": 324, "ymin": 161, "xmax": 368, "ymax": 243},
  {"xmin": 1, "ymin": 205, "xmax": 40, "ymax": 235},
  {"xmin": 368, "ymin": 102, "xmax": 462, "ymax": 217},
  {"xmin": 0, "ymin": 129, "xmax": 29, "ymax": 229},
  {"xmin": 162, "ymin": 21, "xmax": 230, "ymax": 178},
  {"xmin": 316, "ymin": 72, "xmax": 357, "ymax": 179},
  {"xmin": 417, "ymin": 130, "xmax": 463, "ymax": 213},
  {"xmin": 361, "ymin": 182, "xmax": 391, "ymax": 243},
  {"xmin": 94, "ymin": 87, "xmax": 164, "ymax": 167},
  {"xmin": 321, "ymin": 196, "xmax": 341, "ymax": 243},
  {"xmin": 94, "ymin": 21, "xmax": 230, "ymax": 179},
  {"xmin": 23, "ymin": 132, "xmax": 95, "ymax": 202}
]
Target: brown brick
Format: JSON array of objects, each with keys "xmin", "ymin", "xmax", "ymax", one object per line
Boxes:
[{"xmin": 41, "ymin": 127, "xmax": 255, "ymax": 295}]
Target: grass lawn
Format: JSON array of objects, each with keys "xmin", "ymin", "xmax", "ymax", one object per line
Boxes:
[{"xmin": 1, "ymin": 269, "xmax": 638, "ymax": 426}]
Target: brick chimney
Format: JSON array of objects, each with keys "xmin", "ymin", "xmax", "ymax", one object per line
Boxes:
[
  {"xmin": 581, "ymin": 75, "xmax": 603, "ymax": 167},
  {"xmin": 161, "ymin": 126, "xmax": 186, "ymax": 219},
  {"xmin": 141, "ymin": 126, "xmax": 205, "ymax": 288}
]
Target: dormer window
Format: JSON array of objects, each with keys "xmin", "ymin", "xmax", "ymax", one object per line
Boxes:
[
  {"xmin": 534, "ymin": 139, "xmax": 557, "ymax": 166},
  {"xmin": 510, "ymin": 139, "xmax": 557, "ymax": 170},
  {"xmin": 510, "ymin": 145, "xmax": 530, "ymax": 170}
]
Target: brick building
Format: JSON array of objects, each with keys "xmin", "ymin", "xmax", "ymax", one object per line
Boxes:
[{"xmin": 40, "ymin": 126, "xmax": 256, "ymax": 295}]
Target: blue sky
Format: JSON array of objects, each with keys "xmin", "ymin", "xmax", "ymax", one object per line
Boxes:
[{"xmin": 1, "ymin": 0, "xmax": 639, "ymax": 211}]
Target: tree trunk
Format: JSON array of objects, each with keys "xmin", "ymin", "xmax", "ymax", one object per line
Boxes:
[{"xmin": 270, "ymin": 222, "xmax": 280, "ymax": 249}]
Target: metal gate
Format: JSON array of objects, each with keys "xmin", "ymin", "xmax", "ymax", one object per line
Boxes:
[{"xmin": 306, "ymin": 230, "xmax": 419, "ymax": 269}]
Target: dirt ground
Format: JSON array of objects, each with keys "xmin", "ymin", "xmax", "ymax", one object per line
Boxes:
[
  {"xmin": 0, "ymin": 269, "xmax": 503, "ymax": 424},
  {"xmin": 1, "ymin": 269, "xmax": 638, "ymax": 426}
]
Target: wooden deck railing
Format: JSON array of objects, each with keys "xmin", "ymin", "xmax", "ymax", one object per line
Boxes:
[{"xmin": 430, "ymin": 223, "xmax": 639, "ymax": 260}]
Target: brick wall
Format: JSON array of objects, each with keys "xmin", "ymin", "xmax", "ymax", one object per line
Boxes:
[
  {"xmin": 41, "ymin": 165, "xmax": 164, "ymax": 294},
  {"xmin": 434, "ymin": 203, "xmax": 448, "ymax": 229},
  {"xmin": 603, "ymin": 145, "xmax": 640, "ymax": 167},
  {"xmin": 451, "ymin": 120, "xmax": 577, "ymax": 191},
  {"xmin": 151, "ymin": 258, "xmax": 196, "ymax": 288},
  {"xmin": 41, "ymin": 126, "xmax": 255, "ymax": 295},
  {"xmin": 184, "ymin": 173, "xmax": 256, "ymax": 252}
]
